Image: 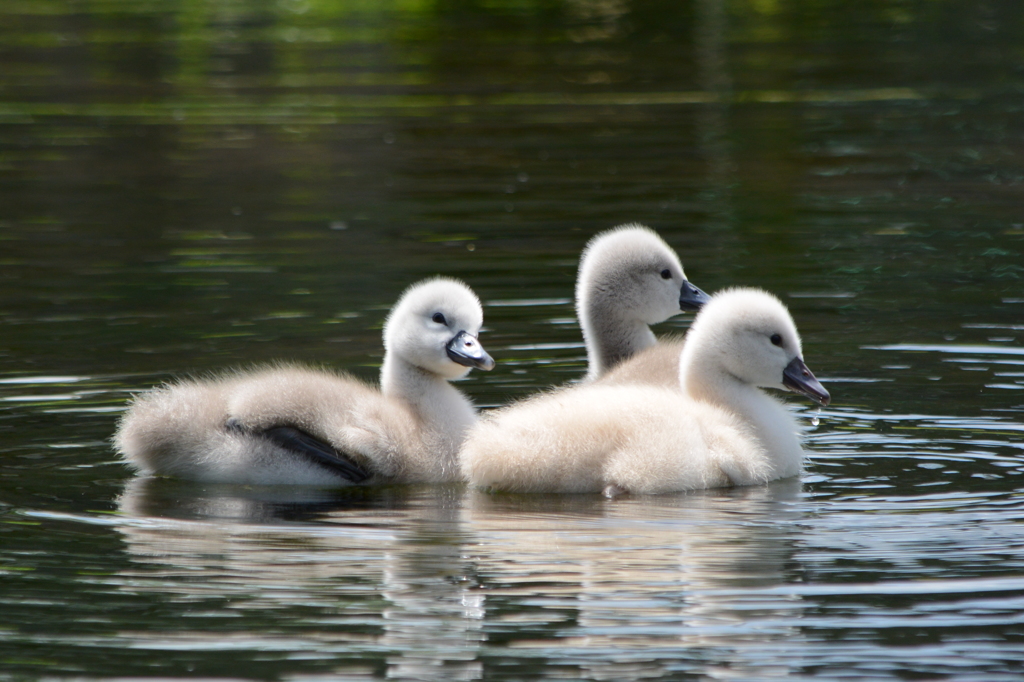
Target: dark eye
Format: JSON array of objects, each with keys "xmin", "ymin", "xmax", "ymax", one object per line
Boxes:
[
  {"xmin": 432, "ymin": 313, "xmax": 447, "ymax": 325},
  {"xmin": 770, "ymin": 333, "xmax": 783, "ymax": 347},
  {"xmin": 660, "ymin": 269, "xmax": 672, "ymax": 280}
]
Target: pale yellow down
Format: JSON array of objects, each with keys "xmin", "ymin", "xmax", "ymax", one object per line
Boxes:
[
  {"xmin": 598, "ymin": 336, "xmax": 686, "ymax": 388},
  {"xmin": 461, "ymin": 288, "xmax": 820, "ymax": 495},
  {"xmin": 114, "ymin": 277, "xmax": 491, "ymax": 486},
  {"xmin": 116, "ymin": 364, "xmax": 446, "ymax": 485},
  {"xmin": 459, "ymin": 383, "xmax": 767, "ymax": 494}
]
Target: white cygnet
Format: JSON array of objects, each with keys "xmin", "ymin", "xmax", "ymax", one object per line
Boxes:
[
  {"xmin": 575, "ymin": 223, "xmax": 708, "ymax": 382},
  {"xmin": 460, "ymin": 287, "xmax": 830, "ymax": 495},
  {"xmin": 114, "ymin": 277, "xmax": 495, "ymax": 486}
]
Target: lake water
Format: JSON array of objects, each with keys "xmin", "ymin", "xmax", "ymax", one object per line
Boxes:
[{"xmin": 3, "ymin": 1, "xmax": 1024, "ymax": 679}]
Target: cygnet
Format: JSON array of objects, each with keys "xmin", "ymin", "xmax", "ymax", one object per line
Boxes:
[
  {"xmin": 460, "ymin": 287, "xmax": 829, "ymax": 495},
  {"xmin": 115, "ymin": 277, "xmax": 495, "ymax": 486},
  {"xmin": 576, "ymin": 223, "xmax": 708, "ymax": 381}
]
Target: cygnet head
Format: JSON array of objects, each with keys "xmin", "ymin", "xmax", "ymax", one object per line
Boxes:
[
  {"xmin": 576, "ymin": 224, "xmax": 708, "ymax": 327},
  {"xmin": 681, "ymin": 287, "xmax": 830, "ymax": 406},
  {"xmin": 383, "ymin": 277, "xmax": 495, "ymax": 381}
]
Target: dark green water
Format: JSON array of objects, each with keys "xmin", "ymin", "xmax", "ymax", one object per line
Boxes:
[{"xmin": 3, "ymin": 1, "xmax": 1024, "ymax": 679}]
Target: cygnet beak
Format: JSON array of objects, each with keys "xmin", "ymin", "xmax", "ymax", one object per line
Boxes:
[
  {"xmin": 679, "ymin": 281, "xmax": 711, "ymax": 312},
  {"xmin": 446, "ymin": 331, "xmax": 495, "ymax": 371},
  {"xmin": 782, "ymin": 357, "xmax": 831, "ymax": 406}
]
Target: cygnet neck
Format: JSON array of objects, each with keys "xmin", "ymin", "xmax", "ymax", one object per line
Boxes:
[
  {"xmin": 380, "ymin": 355, "xmax": 476, "ymax": 444},
  {"xmin": 681, "ymin": 358, "xmax": 803, "ymax": 476},
  {"xmin": 581, "ymin": 297, "xmax": 659, "ymax": 379}
]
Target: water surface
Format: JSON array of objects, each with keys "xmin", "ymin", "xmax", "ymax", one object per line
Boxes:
[{"xmin": 2, "ymin": 1, "xmax": 1024, "ymax": 680}]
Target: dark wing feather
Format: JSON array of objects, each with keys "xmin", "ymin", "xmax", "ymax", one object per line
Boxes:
[{"xmin": 227, "ymin": 419, "xmax": 371, "ymax": 483}]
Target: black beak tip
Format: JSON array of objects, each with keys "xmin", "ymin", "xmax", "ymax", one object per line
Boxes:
[
  {"xmin": 679, "ymin": 282, "xmax": 711, "ymax": 312},
  {"xmin": 783, "ymin": 357, "xmax": 831, "ymax": 407}
]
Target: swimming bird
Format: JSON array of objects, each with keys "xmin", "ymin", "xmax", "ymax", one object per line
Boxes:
[
  {"xmin": 460, "ymin": 287, "xmax": 829, "ymax": 495},
  {"xmin": 115, "ymin": 277, "xmax": 495, "ymax": 486},
  {"xmin": 575, "ymin": 224, "xmax": 708, "ymax": 382}
]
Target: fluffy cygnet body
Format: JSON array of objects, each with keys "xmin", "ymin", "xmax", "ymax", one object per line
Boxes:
[
  {"xmin": 575, "ymin": 224, "xmax": 708, "ymax": 382},
  {"xmin": 460, "ymin": 288, "xmax": 830, "ymax": 495},
  {"xmin": 598, "ymin": 335, "xmax": 686, "ymax": 388},
  {"xmin": 115, "ymin": 277, "xmax": 494, "ymax": 486}
]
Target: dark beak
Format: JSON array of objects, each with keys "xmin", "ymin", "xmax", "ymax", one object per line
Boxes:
[
  {"xmin": 446, "ymin": 330, "xmax": 495, "ymax": 371},
  {"xmin": 679, "ymin": 281, "xmax": 711, "ymax": 312},
  {"xmin": 782, "ymin": 357, "xmax": 830, "ymax": 406}
]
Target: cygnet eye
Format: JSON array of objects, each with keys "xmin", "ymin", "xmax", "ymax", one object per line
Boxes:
[
  {"xmin": 432, "ymin": 312, "xmax": 447, "ymax": 325},
  {"xmin": 660, "ymin": 268, "xmax": 672, "ymax": 280},
  {"xmin": 770, "ymin": 333, "xmax": 783, "ymax": 347}
]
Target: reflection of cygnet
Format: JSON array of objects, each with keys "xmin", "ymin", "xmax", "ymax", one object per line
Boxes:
[
  {"xmin": 461, "ymin": 288, "xmax": 829, "ymax": 495},
  {"xmin": 458, "ymin": 482, "xmax": 806, "ymax": 678},
  {"xmin": 575, "ymin": 224, "xmax": 708, "ymax": 381},
  {"xmin": 114, "ymin": 278, "xmax": 494, "ymax": 486}
]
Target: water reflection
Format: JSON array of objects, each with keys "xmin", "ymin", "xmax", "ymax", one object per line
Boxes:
[
  {"xmin": 116, "ymin": 478, "xmax": 485, "ymax": 679},
  {"xmin": 115, "ymin": 477, "xmax": 816, "ymax": 679},
  {"xmin": 378, "ymin": 488, "xmax": 484, "ymax": 681},
  {"xmin": 461, "ymin": 481, "xmax": 807, "ymax": 679}
]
